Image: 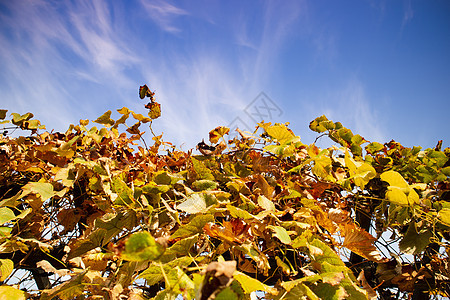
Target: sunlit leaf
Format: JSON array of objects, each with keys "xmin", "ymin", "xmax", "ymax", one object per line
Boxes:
[
  {"xmin": 122, "ymin": 231, "xmax": 165, "ymax": 262},
  {"xmin": 40, "ymin": 270, "xmax": 88, "ymax": 300},
  {"xmin": 132, "ymin": 111, "xmax": 151, "ymax": 123},
  {"xmin": 139, "ymin": 257, "xmax": 193, "ymax": 285},
  {"xmin": 0, "ymin": 207, "xmax": 15, "ymax": 224},
  {"xmin": 94, "ymin": 110, "xmax": 115, "ymax": 127},
  {"xmin": 0, "ymin": 258, "xmax": 13, "ymax": 281},
  {"xmin": 177, "ymin": 193, "xmax": 207, "ymax": 214},
  {"xmin": 233, "ymin": 271, "xmax": 278, "ymax": 294},
  {"xmin": 0, "ymin": 286, "xmax": 26, "ymax": 300},
  {"xmin": 257, "ymin": 195, "xmax": 275, "ymax": 211},
  {"xmin": 170, "ymin": 214, "xmax": 214, "ymax": 239},
  {"xmin": 341, "ymin": 223, "xmax": 386, "ymax": 262},
  {"xmin": 22, "ymin": 181, "xmax": 55, "ymax": 200},
  {"xmin": 192, "ymin": 179, "xmax": 218, "ymax": 191},
  {"xmin": 227, "ymin": 205, "xmax": 254, "ymax": 220},
  {"xmin": 191, "ymin": 157, "xmax": 215, "ymax": 181},
  {"xmin": 267, "ymin": 225, "xmax": 292, "ymax": 244},
  {"xmin": 438, "ymin": 208, "xmax": 450, "ymax": 226},
  {"xmin": 380, "ymin": 170, "xmax": 409, "ymax": 188},
  {"xmin": 146, "ymin": 102, "xmax": 161, "ymax": 119},
  {"xmin": 209, "ymin": 126, "xmax": 230, "ymax": 144},
  {"xmin": 166, "ymin": 234, "xmax": 198, "ymax": 256}
]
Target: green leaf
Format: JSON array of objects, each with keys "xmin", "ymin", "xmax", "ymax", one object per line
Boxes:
[
  {"xmin": 0, "ymin": 259, "xmax": 14, "ymax": 281},
  {"xmin": 170, "ymin": 214, "xmax": 214, "ymax": 239},
  {"xmin": 365, "ymin": 142, "xmax": 384, "ymax": 154},
  {"xmin": 0, "ymin": 286, "xmax": 26, "ymax": 300},
  {"xmin": 399, "ymin": 222, "xmax": 432, "ymax": 255},
  {"xmin": 441, "ymin": 166, "xmax": 450, "ymax": 176},
  {"xmin": 267, "ymin": 225, "xmax": 292, "ymax": 244},
  {"xmin": 192, "ymin": 179, "xmax": 218, "ymax": 191},
  {"xmin": 142, "ymin": 182, "xmax": 171, "ymax": 194},
  {"xmin": 139, "ymin": 257, "xmax": 193, "ymax": 285},
  {"xmin": 309, "ymin": 238, "xmax": 346, "ymax": 268},
  {"xmin": 284, "ymin": 283, "xmax": 320, "ymax": 300},
  {"xmin": 0, "ymin": 207, "xmax": 16, "ymax": 224},
  {"xmin": 166, "ymin": 266, "xmax": 195, "ymax": 294},
  {"xmin": 233, "ymin": 271, "xmax": 277, "ymax": 294},
  {"xmin": 40, "ymin": 270, "xmax": 87, "ymax": 300},
  {"xmin": 177, "ymin": 193, "xmax": 207, "ymax": 214},
  {"xmin": 23, "ymin": 182, "xmax": 56, "ymax": 201},
  {"xmin": 227, "ymin": 205, "xmax": 255, "ymax": 220},
  {"xmin": 309, "ymin": 115, "xmax": 329, "ymax": 133},
  {"xmin": 111, "ymin": 176, "xmax": 134, "ymax": 205},
  {"xmin": 94, "ymin": 110, "xmax": 115, "ymax": 127},
  {"xmin": 215, "ymin": 287, "xmax": 239, "ymax": 300},
  {"xmin": 147, "ymin": 102, "xmax": 161, "ymax": 120},
  {"xmin": 311, "ymin": 283, "xmax": 348, "ymax": 300},
  {"xmin": 166, "ymin": 234, "xmax": 198, "ymax": 256},
  {"xmin": 191, "ymin": 157, "xmax": 215, "ymax": 181},
  {"xmin": 11, "ymin": 112, "xmax": 33, "ymax": 126},
  {"xmin": 122, "ymin": 231, "xmax": 165, "ymax": 262},
  {"xmin": 0, "ymin": 227, "xmax": 12, "ymax": 237}
]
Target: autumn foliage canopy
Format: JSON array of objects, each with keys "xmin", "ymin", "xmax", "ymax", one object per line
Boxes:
[{"xmin": 0, "ymin": 86, "xmax": 449, "ymax": 300}]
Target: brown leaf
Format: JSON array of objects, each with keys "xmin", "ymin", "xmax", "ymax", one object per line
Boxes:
[
  {"xmin": 57, "ymin": 208, "xmax": 81, "ymax": 234},
  {"xmin": 200, "ymin": 261, "xmax": 236, "ymax": 300},
  {"xmin": 341, "ymin": 223, "xmax": 387, "ymax": 263}
]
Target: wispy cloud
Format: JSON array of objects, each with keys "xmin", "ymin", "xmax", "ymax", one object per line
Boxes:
[
  {"xmin": 0, "ymin": 0, "xmax": 307, "ymax": 149},
  {"xmin": 401, "ymin": 0, "xmax": 414, "ymax": 29},
  {"xmin": 305, "ymin": 78, "xmax": 386, "ymax": 144},
  {"xmin": 0, "ymin": 0, "xmax": 140, "ymax": 131},
  {"xmin": 139, "ymin": 0, "xmax": 188, "ymax": 33}
]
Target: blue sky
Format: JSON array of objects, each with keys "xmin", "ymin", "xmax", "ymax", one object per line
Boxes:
[{"xmin": 1, "ymin": 0, "xmax": 449, "ymax": 150}]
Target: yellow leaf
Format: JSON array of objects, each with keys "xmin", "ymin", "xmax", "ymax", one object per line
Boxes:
[
  {"xmin": 0, "ymin": 286, "xmax": 26, "ymax": 300},
  {"xmin": 265, "ymin": 124, "xmax": 297, "ymax": 144},
  {"xmin": 380, "ymin": 170, "xmax": 408, "ymax": 188},
  {"xmin": 0, "ymin": 259, "xmax": 14, "ymax": 281},
  {"xmin": 438, "ymin": 208, "xmax": 450, "ymax": 226},
  {"xmin": 233, "ymin": 271, "xmax": 278, "ymax": 294}
]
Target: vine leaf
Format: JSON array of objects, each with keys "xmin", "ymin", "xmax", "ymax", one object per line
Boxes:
[
  {"xmin": 398, "ymin": 222, "xmax": 433, "ymax": 255},
  {"xmin": 121, "ymin": 231, "xmax": 165, "ymax": 262},
  {"xmin": 94, "ymin": 110, "xmax": 115, "ymax": 127},
  {"xmin": 233, "ymin": 271, "xmax": 278, "ymax": 295},
  {"xmin": 209, "ymin": 126, "xmax": 230, "ymax": 144},
  {"xmin": 177, "ymin": 193, "xmax": 207, "ymax": 214},
  {"xmin": 0, "ymin": 258, "xmax": 14, "ymax": 281},
  {"xmin": 267, "ymin": 225, "xmax": 292, "ymax": 245},
  {"xmin": 0, "ymin": 286, "xmax": 26, "ymax": 300},
  {"xmin": 341, "ymin": 223, "xmax": 387, "ymax": 262},
  {"xmin": 40, "ymin": 270, "xmax": 88, "ymax": 300}
]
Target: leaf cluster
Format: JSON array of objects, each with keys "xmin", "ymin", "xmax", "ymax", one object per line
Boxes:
[{"xmin": 0, "ymin": 91, "xmax": 449, "ymax": 299}]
